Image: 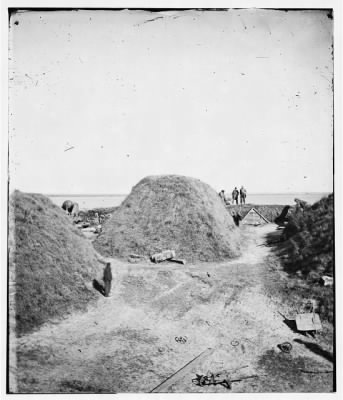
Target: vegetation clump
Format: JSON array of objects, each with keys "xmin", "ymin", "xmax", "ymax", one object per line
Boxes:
[
  {"xmin": 9, "ymin": 191, "xmax": 103, "ymax": 336},
  {"xmin": 94, "ymin": 175, "xmax": 241, "ymax": 262},
  {"xmin": 277, "ymin": 194, "xmax": 334, "ymax": 322},
  {"xmin": 282, "ymin": 194, "xmax": 334, "ymax": 277}
]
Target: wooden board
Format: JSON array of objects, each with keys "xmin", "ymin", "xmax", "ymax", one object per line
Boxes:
[
  {"xmin": 296, "ymin": 313, "xmax": 322, "ymax": 331},
  {"xmin": 151, "ymin": 250, "xmax": 176, "ymax": 263},
  {"xmin": 242, "ymin": 208, "xmax": 269, "ymax": 225}
]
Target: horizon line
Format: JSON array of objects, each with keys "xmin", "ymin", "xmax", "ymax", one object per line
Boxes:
[{"xmin": 45, "ymin": 191, "xmax": 331, "ymax": 197}]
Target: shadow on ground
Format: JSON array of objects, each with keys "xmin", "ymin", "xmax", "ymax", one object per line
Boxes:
[
  {"xmin": 293, "ymin": 339, "xmax": 334, "ymax": 363},
  {"xmin": 92, "ymin": 279, "xmax": 105, "ymax": 296},
  {"xmin": 257, "ymin": 349, "xmax": 333, "ymax": 392}
]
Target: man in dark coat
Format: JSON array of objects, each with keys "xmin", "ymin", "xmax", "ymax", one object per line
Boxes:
[
  {"xmin": 103, "ymin": 262, "xmax": 112, "ymax": 297},
  {"xmin": 232, "ymin": 187, "xmax": 239, "ymax": 205},
  {"xmin": 240, "ymin": 186, "xmax": 247, "ymax": 204}
]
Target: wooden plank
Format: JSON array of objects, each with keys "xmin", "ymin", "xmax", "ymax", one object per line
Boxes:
[
  {"xmin": 251, "ymin": 207, "xmax": 270, "ymax": 223},
  {"xmin": 151, "ymin": 250, "xmax": 176, "ymax": 263},
  {"xmin": 242, "ymin": 207, "xmax": 269, "ymax": 225},
  {"xmin": 296, "ymin": 313, "xmax": 322, "ymax": 331},
  {"xmin": 150, "ymin": 347, "xmax": 214, "ymax": 393}
]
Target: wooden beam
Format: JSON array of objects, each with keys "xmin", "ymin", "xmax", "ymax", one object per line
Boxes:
[{"xmin": 151, "ymin": 250, "xmax": 176, "ymax": 263}]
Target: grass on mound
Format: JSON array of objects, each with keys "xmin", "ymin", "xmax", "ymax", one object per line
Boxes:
[
  {"xmin": 94, "ymin": 175, "xmax": 241, "ymax": 262},
  {"xmin": 9, "ymin": 191, "xmax": 103, "ymax": 336}
]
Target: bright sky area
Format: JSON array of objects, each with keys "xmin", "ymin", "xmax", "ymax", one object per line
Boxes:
[{"xmin": 9, "ymin": 9, "xmax": 333, "ymax": 195}]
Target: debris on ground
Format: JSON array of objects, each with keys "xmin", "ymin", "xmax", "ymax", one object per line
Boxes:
[
  {"xmin": 150, "ymin": 250, "xmax": 186, "ymax": 265},
  {"xmin": 192, "ymin": 366, "xmax": 256, "ymax": 390},
  {"xmin": 295, "ymin": 300, "xmax": 322, "ymax": 332},
  {"xmin": 320, "ymin": 275, "xmax": 333, "ymax": 286},
  {"xmin": 151, "ymin": 250, "xmax": 176, "ymax": 263},
  {"xmin": 175, "ymin": 336, "xmax": 188, "ymax": 344},
  {"xmin": 296, "ymin": 313, "xmax": 322, "ymax": 332},
  {"xmin": 192, "ymin": 371, "xmax": 232, "ymax": 389},
  {"xmin": 277, "ymin": 342, "xmax": 292, "ymax": 353}
]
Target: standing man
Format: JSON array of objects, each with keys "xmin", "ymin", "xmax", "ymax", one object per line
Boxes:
[
  {"xmin": 240, "ymin": 186, "xmax": 247, "ymax": 204},
  {"xmin": 232, "ymin": 187, "xmax": 239, "ymax": 205},
  {"xmin": 103, "ymin": 262, "xmax": 112, "ymax": 297}
]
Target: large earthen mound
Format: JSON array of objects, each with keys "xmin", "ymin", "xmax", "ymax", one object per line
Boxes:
[
  {"xmin": 94, "ymin": 175, "xmax": 241, "ymax": 262},
  {"xmin": 9, "ymin": 191, "xmax": 103, "ymax": 335}
]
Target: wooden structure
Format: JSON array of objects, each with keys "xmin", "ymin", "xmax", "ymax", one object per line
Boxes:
[{"xmin": 241, "ymin": 207, "xmax": 269, "ymax": 226}]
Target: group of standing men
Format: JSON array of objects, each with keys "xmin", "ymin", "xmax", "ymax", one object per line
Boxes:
[
  {"xmin": 219, "ymin": 186, "xmax": 247, "ymax": 205},
  {"xmin": 232, "ymin": 186, "xmax": 247, "ymax": 205}
]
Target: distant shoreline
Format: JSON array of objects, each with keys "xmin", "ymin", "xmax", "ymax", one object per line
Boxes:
[
  {"xmin": 46, "ymin": 192, "xmax": 330, "ymax": 197},
  {"xmin": 46, "ymin": 194, "xmax": 128, "ymax": 197},
  {"xmin": 47, "ymin": 192, "xmax": 330, "ymax": 209}
]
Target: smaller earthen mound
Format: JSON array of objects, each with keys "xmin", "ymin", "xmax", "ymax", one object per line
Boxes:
[
  {"xmin": 94, "ymin": 175, "xmax": 240, "ymax": 262},
  {"xmin": 9, "ymin": 191, "xmax": 104, "ymax": 336}
]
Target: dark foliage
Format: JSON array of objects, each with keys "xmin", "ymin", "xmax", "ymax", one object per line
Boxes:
[
  {"xmin": 282, "ymin": 194, "xmax": 334, "ymax": 277},
  {"xmin": 277, "ymin": 194, "xmax": 334, "ymax": 322}
]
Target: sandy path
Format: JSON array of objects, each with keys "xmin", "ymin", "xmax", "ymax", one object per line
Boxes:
[{"xmin": 16, "ymin": 224, "xmax": 333, "ymax": 393}]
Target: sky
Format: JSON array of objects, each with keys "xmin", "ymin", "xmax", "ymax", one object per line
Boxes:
[{"xmin": 8, "ymin": 9, "xmax": 333, "ymax": 194}]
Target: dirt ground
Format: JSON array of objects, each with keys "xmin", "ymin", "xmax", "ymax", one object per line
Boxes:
[{"xmin": 14, "ymin": 224, "xmax": 334, "ymax": 393}]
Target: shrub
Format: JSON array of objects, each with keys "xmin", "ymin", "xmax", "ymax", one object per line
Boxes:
[
  {"xmin": 282, "ymin": 194, "xmax": 334, "ymax": 277},
  {"xmin": 278, "ymin": 194, "xmax": 334, "ymax": 322}
]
